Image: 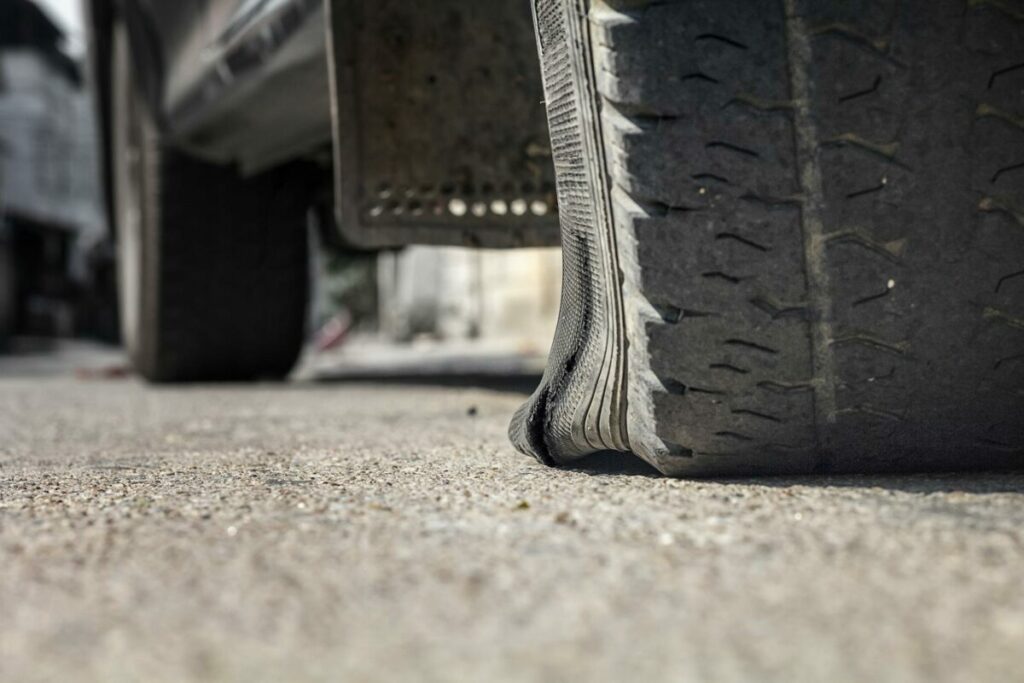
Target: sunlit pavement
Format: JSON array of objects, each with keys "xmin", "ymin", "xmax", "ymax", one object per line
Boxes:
[{"xmin": 1, "ymin": 341, "xmax": 1023, "ymax": 682}]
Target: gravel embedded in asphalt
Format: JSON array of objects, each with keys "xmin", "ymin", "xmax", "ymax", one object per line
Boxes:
[{"xmin": 1, "ymin": 344, "xmax": 1023, "ymax": 682}]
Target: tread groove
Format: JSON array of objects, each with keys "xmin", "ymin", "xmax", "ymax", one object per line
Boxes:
[
  {"xmin": 694, "ymin": 33, "xmax": 749, "ymax": 50},
  {"xmin": 838, "ymin": 75, "xmax": 882, "ymax": 103},
  {"xmin": 724, "ymin": 339, "xmax": 780, "ymax": 355},
  {"xmin": 706, "ymin": 141, "xmax": 761, "ymax": 158},
  {"xmin": 785, "ymin": 0, "xmax": 837, "ymax": 446}
]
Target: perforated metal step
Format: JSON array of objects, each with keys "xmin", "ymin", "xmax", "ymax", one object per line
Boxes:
[{"xmin": 326, "ymin": 0, "xmax": 561, "ymax": 248}]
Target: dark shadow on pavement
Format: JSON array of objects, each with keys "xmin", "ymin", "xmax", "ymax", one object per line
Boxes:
[
  {"xmin": 313, "ymin": 370, "xmax": 543, "ymax": 395},
  {"xmin": 561, "ymin": 450, "xmax": 663, "ymax": 478},
  {"xmin": 731, "ymin": 470, "xmax": 1024, "ymax": 495},
  {"xmin": 561, "ymin": 450, "xmax": 1024, "ymax": 493}
]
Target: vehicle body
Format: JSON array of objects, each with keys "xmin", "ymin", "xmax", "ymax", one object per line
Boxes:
[
  {"xmin": 86, "ymin": 0, "xmax": 1024, "ymax": 476},
  {"xmin": 86, "ymin": 0, "xmax": 558, "ymax": 249},
  {"xmin": 88, "ymin": 0, "xmax": 331, "ymax": 179}
]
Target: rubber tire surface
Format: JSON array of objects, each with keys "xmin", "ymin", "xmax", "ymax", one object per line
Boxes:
[
  {"xmin": 515, "ymin": 0, "xmax": 1024, "ymax": 475},
  {"xmin": 112, "ymin": 23, "xmax": 309, "ymax": 382},
  {"xmin": 0, "ymin": 238, "xmax": 14, "ymax": 349}
]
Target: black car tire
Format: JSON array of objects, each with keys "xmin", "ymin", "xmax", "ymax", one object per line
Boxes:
[
  {"xmin": 111, "ymin": 21, "xmax": 309, "ymax": 382},
  {"xmin": 0, "ymin": 234, "xmax": 15, "ymax": 348},
  {"xmin": 512, "ymin": 0, "xmax": 1024, "ymax": 476}
]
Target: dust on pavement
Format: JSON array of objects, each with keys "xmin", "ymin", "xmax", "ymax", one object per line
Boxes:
[{"xmin": 1, "ymin": 344, "xmax": 1023, "ymax": 682}]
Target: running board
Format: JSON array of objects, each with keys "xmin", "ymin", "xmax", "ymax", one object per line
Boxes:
[{"xmin": 324, "ymin": 0, "xmax": 561, "ymax": 248}]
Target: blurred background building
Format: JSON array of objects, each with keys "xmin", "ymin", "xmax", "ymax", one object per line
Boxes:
[{"xmin": 0, "ymin": 0, "xmax": 106, "ymax": 344}]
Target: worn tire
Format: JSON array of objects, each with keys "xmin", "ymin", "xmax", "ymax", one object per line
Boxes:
[
  {"xmin": 0, "ymin": 233, "xmax": 14, "ymax": 349},
  {"xmin": 111, "ymin": 22, "xmax": 309, "ymax": 382},
  {"xmin": 512, "ymin": 0, "xmax": 1024, "ymax": 475}
]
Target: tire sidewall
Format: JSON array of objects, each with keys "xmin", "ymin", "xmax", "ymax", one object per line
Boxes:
[{"xmin": 110, "ymin": 21, "xmax": 150, "ymax": 370}]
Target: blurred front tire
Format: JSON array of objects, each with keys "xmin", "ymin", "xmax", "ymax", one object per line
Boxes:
[{"xmin": 110, "ymin": 20, "xmax": 309, "ymax": 381}]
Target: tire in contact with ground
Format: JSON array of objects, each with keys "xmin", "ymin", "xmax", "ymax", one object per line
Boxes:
[
  {"xmin": 111, "ymin": 22, "xmax": 309, "ymax": 382},
  {"xmin": 512, "ymin": 0, "xmax": 1024, "ymax": 475}
]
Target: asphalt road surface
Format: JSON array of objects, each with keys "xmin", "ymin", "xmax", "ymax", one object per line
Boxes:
[{"xmin": 2, "ymin": 342, "xmax": 1023, "ymax": 682}]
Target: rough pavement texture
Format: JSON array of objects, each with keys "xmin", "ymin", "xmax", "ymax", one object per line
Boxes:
[{"xmin": 1, "ymin": 345, "xmax": 1023, "ymax": 682}]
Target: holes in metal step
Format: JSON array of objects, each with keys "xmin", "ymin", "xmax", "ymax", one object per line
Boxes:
[
  {"xmin": 448, "ymin": 198, "xmax": 468, "ymax": 216},
  {"xmin": 365, "ymin": 181, "xmax": 556, "ymax": 220}
]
